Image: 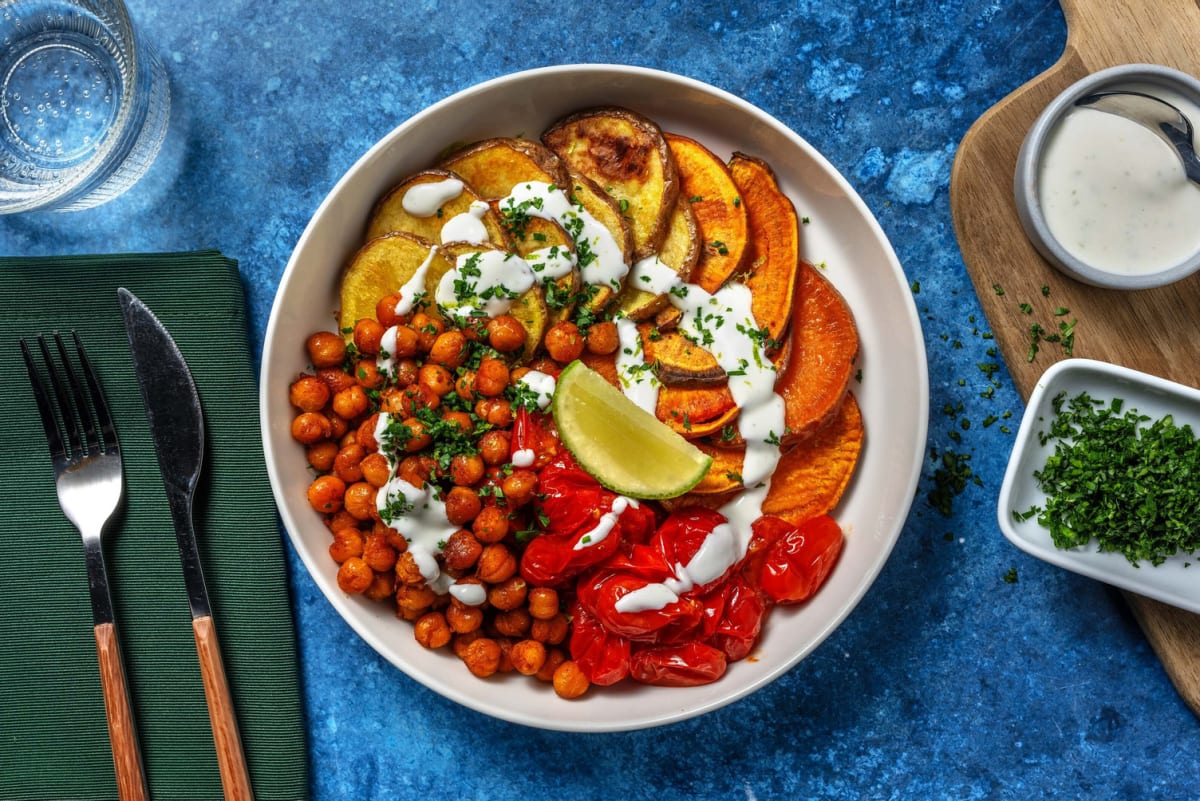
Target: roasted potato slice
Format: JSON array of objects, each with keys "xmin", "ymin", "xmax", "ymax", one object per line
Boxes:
[
  {"xmin": 366, "ymin": 169, "xmax": 510, "ymax": 246},
  {"xmin": 612, "ymin": 195, "xmax": 700, "ymax": 321},
  {"xmin": 438, "ymin": 241, "xmax": 548, "ymax": 362},
  {"xmin": 665, "ymin": 133, "xmax": 749, "ymax": 292},
  {"xmin": 441, "ymin": 138, "xmax": 569, "ymax": 200},
  {"xmin": 729, "ymin": 152, "xmax": 800, "ymax": 346},
  {"xmin": 500, "ymin": 213, "xmax": 578, "ymax": 326},
  {"xmin": 561, "ymin": 171, "xmax": 634, "ymax": 312},
  {"xmin": 339, "ymin": 233, "xmax": 455, "ymax": 336},
  {"xmin": 543, "ymin": 106, "xmax": 678, "ymax": 260}
]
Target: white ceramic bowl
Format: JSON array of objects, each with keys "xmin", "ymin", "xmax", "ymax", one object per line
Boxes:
[
  {"xmin": 260, "ymin": 64, "xmax": 929, "ymax": 731},
  {"xmin": 998, "ymin": 358, "xmax": 1200, "ymax": 612}
]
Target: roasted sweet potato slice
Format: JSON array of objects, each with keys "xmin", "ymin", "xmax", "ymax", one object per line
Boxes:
[
  {"xmin": 613, "ymin": 195, "xmax": 700, "ymax": 321},
  {"xmin": 339, "ymin": 233, "xmax": 455, "ymax": 336},
  {"xmin": 438, "ymin": 242, "xmax": 548, "ymax": 361},
  {"xmin": 729, "ymin": 152, "xmax": 799, "ymax": 345},
  {"xmin": 640, "ymin": 322, "xmax": 725, "ymax": 385},
  {"xmin": 441, "ymin": 138, "xmax": 569, "ymax": 200},
  {"xmin": 366, "ymin": 169, "xmax": 510, "ymax": 246},
  {"xmin": 665, "ymin": 133, "xmax": 748, "ymax": 293},
  {"xmin": 543, "ymin": 107, "xmax": 678, "ymax": 259},
  {"xmin": 762, "ymin": 393, "xmax": 863, "ymax": 523}
]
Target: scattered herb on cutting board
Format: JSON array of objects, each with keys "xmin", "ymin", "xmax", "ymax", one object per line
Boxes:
[{"xmin": 1017, "ymin": 391, "xmax": 1200, "ymax": 566}]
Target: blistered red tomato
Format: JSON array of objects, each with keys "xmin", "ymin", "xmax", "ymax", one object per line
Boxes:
[
  {"xmin": 629, "ymin": 641, "xmax": 728, "ymax": 687},
  {"xmin": 744, "ymin": 514, "xmax": 844, "ymax": 604}
]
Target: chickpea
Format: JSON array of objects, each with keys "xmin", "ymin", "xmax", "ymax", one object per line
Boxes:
[
  {"xmin": 396, "ymin": 583, "xmax": 436, "ymax": 614},
  {"xmin": 291, "ymin": 411, "xmax": 332, "ymax": 444},
  {"xmin": 441, "ymin": 409, "xmax": 473, "ymax": 435},
  {"xmin": 360, "ymin": 452, "xmax": 391, "ymax": 487},
  {"xmin": 306, "ymin": 331, "xmax": 346, "ymax": 369},
  {"xmin": 326, "ymin": 413, "xmax": 350, "ymax": 440},
  {"xmin": 397, "ymin": 455, "xmax": 435, "ymax": 488},
  {"xmin": 496, "ymin": 638, "xmax": 517, "ymax": 673},
  {"xmin": 552, "ymin": 660, "xmax": 590, "ymax": 699},
  {"xmin": 449, "ymin": 454, "xmax": 485, "ymax": 487},
  {"xmin": 428, "ymin": 329, "xmax": 467, "ymax": 368},
  {"xmin": 475, "ymin": 357, "xmax": 510, "ymax": 397},
  {"xmin": 446, "ymin": 602, "xmax": 483, "ymax": 634},
  {"xmin": 527, "ymin": 587, "xmax": 560, "ymax": 620},
  {"xmin": 501, "ymin": 470, "xmax": 538, "ymax": 508},
  {"xmin": 411, "ymin": 312, "xmax": 444, "ymax": 352},
  {"xmin": 414, "ymin": 612, "xmax": 453, "ymax": 649},
  {"xmin": 333, "ymin": 443, "xmax": 366, "ymax": 483},
  {"xmin": 474, "ymin": 397, "xmax": 513, "ymax": 427},
  {"xmin": 394, "ymin": 551, "xmax": 425, "ymax": 586},
  {"xmin": 377, "ymin": 388, "xmax": 407, "ymax": 415},
  {"xmin": 531, "ymin": 613, "xmax": 569, "ymax": 645},
  {"xmin": 353, "ymin": 318, "xmax": 386, "ymax": 356},
  {"xmin": 536, "ymin": 647, "xmax": 567, "ymax": 682},
  {"xmin": 355, "ymin": 414, "xmax": 380, "ymax": 451},
  {"xmin": 475, "ymin": 543, "xmax": 517, "ymax": 584},
  {"xmin": 509, "ymin": 366, "xmax": 531, "ymax": 387},
  {"xmin": 289, "ymin": 374, "xmax": 330, "ymax": 411},
  {"xmin": 400, "ymin": 417, "xmax": 432, "ymax": 452},
  {"xmin": 364, "ymin": 570, "xmax": 395, "ymax": 602},
  {"xmin": 452, "ymin": 629, "xmax": 484, "ymax": 659},
  {"xmin": 362, "ymin": 532, "xmax": 398, "ymax": 573},
  {"xmin": 485, "ymin": 315, "xmax": 527, "ymax": 353},
  {"xmin": 376, "ymin": 294, "xmax": 404, "ymax": 328},
  {"xmin": 494, "ymin": 608, "xmax": 532, "ymax": 638},
  {"xmin": 440, "ymin": 529, "xmax": 482, "ymax": 572},
  {"xmin": 487, "ymin": 576, "xmax": 528, "ymax": 611},
  {"xmin": 472, "ymin": 506, "xmax": 510, "ymax": 544},
  {"xmin": 354, "ymin": 360, "xmax": 386, "ymax": 390},
  {"xmin": 461, "ymin": 637, "xmax": 502, "ymax": 678},
  {"xmin": 393, "ymin": 357, "xmax": 419, "ymax": 387},
  {"xmin": 336, "ymin": 557, "xmax": 373, "ymax": 594},
  {"xmin": 509, "ymin": 639, "xmax": 547, "ymax": 676},
  {"xmin": 375, "ymin": 520, "xmax": 408, "ymax": 552},
  {"xmin": 306, "ymin": 440, "xmax": 338, "ymax": 472},
  {"xmin": 544, "ymin": 321, "xmax": 585, "ymax": 364},
  {"xmin": 342, "ymin": 481, "xmax": 377, "ymax": 521},
  {"xmin": 418, "ymin": 363, "xmax": 455, "ymax": 397},
  {"xmin": 444, "ymin": 488, "xmax": 482, "ymax": 527},
  {"xmin": 478, "ymin": 430, "xmax": 510, "ymax": 466},
  {"xmin": 307, "ymin": 475, "xmax": 345, "ymax": 513},
  {"xmin": 585, "ymin": 320, "xmax": 620, "ymax": 355},
  {"xmin": 325, "ymin": 509, "xmax": 358, "ymax": 534},
  {"xmin": 328, "ymin": 527, "xmax": 364, "ymax": 563},
  {"xmin": 330, "ymin": 385, "xmax": 368, "ymax": 421},
  {"xmin": 316, "ymin": 366, "xmax": 357, "ymax": 396},
  {"xmin": 454, "ymin": 370, "xmax": 477, "ymax": 400}
]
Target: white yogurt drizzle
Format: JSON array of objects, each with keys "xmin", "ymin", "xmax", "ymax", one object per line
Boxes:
[
  {"xmin": 614, "ymin": 313, "xmax": 661, "ymax": 415},
  {"xmin": 515, "ymin": 369, "xmax": 556, "ymax": 410},
  {"xmin": 440, "ymin": 200, "xmax": 491, "ymax": 244},
  {"xmin": 615, "ymin": 522, "xmax": 740, "ymax": 612},
  {"xmin": 449, "ymin": 582, "xmax": 487, "ymax": 607},
  {"xmin": 402, "ymin": 178, "xmax": 465, "ymax": 216},
  {"xmin": 572, "ymin": 496, "xmax": 639, "ymax": 551},
  {"xmin": 512, "ymin": 448, "xmax": 536, "ymax": 468}
]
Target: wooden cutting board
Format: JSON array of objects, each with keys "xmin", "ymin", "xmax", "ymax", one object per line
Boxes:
[{"xmin": 950, "ymin": 0, "xmax": 1200, "ymax": 716}]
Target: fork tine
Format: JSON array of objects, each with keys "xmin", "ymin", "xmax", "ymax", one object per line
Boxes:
[
  {"xmin": 73, "ymin": 331, "xmax": 118, "ymax": 453},
  {"xmin": 38, "ymin": 334, "xmax": 84, "ymax": 462},
  {"xmin": 54, "ymin": 332, "xmax": 102, "ymax": 457},
  {"xmin": 19, "ymin": 337, "xmax": 68, "ymax": 465}
]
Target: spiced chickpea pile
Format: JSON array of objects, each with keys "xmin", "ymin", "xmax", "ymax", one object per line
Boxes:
[{"xmin": 289, "ymin": 295, "xmax": 620, "ymax": 699}]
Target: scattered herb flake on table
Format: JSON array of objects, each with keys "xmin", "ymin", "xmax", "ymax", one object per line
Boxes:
[{"xmin": 1022, "ymin": 391, "xmax": 1200, "ymax": 566}]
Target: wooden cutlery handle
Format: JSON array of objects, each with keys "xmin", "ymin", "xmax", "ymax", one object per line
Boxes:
[
  {"xmin": 93, "ymin": 622, "xmax": 148, "ymax": 801},
  {"xmin": 192, "ymin": 615, "xmax": 256, "ymax": 801}
]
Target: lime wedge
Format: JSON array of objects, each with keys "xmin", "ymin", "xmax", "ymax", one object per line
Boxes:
[{"xmin": 551, "ymin": 361, "xmax": 713, "ymax": 499}]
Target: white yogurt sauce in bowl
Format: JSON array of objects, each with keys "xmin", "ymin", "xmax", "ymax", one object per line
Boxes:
[{"xmin": 1015, "ymin": 64, "xmax": 1200, "ymax": 289}]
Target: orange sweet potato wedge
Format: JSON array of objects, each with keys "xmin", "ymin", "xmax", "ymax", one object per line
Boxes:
[
  {"xmin": 665, "ymin": 133, "xmax": 748, "ymax": 293},
  {"xmin": 729, "ymin": 152, "xmax": 799, "ymax": 345},
  {"xmin": 640, "ymin": 322, "xmax": 725, "ymax": 385},
  {"xmin": 762, "ymin": 393, "xmax": 864, "ymax": 523}
]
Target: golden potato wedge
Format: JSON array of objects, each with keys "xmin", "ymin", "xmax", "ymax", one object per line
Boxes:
[
  {"xmin": 729, "ymin": 152, "xmax": 800, "ymax": 346},
  {"xmin": 438, "ymin": 241, "xmax": 548, "ymax": 362},
  {"xmin": 339, "ymin": 233, "xmax": 455, "ymax": 336},
  {"xmin": 612, "ymin": 195, "xmax": 700, "ymax": 321},
  {"xmin": 441, "ymin": 138, "xmax": 569, "ymax": 200},
  {"xmin": 543, "ymin": 106, "xmax": 678, "ymax": 260},
  {"xmin": 366, "ymin": 169, "xmax": 510, "ymax": 246},
  {"xmin": 665, "ymin": 133, "xmax": 748, "ymax": 292},
  {"xmin": 499, "ymin": 212, "xmax": 579, "ymax": 326}
]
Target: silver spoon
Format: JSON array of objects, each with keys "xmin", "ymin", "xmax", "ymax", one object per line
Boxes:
[{"xmin": 1075, "ymin": 91, "xmax": 1200, "ymax": 185}]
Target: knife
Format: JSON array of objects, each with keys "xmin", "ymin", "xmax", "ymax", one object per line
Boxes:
[{"xmin": 118, "ymin": 288, "xmax": 255, "ymax": 801}]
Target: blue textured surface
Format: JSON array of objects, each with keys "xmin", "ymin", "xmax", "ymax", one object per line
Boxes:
[{"xmin": 4, "ymin": 1, "xmax": 1198, "ymax": 798}]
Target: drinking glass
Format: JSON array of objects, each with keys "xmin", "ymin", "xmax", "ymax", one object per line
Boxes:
[{"xmin": 0, "ymin": 0, "xmax": 170, "ymax": 213}]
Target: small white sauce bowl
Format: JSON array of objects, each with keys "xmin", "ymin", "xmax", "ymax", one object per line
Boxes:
[
  {"xmin": 998, "ymin": 358, "xmax": 1200, "ymax": 612},
  {"xmin": 1014, "ymin": 64, "xmax": 1200, "ymax": 289}
]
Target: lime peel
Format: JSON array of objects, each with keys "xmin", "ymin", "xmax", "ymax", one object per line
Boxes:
[{"xmin": 551, "ymin": 360, "xmax": 713, "ymax": 499}]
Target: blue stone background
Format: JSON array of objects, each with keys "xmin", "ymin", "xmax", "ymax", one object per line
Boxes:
[{"xmin": 3, "ymin": 0, "xmax": 1196, "ymax": 797}]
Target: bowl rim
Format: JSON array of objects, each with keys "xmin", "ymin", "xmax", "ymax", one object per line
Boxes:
[
  {"xmin": 1013, "ymin": 63, "xmax": 1200, "ymax": 290},
  {"xmin": 259, "ymin": 63, "xmax": 928, "ymax": 731}
]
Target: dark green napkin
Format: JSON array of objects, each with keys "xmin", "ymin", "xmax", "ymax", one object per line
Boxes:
[{"xmin": 0, "ymin": 252, "xmax": 308, "ymax": 800}]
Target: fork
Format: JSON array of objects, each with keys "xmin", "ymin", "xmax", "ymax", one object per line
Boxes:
[{"xmin": 21, "ymin": 332, "xmax": 149, "ymax": 801}]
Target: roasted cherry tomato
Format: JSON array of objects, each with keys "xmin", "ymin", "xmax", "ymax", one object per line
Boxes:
[
  {"xmin": 511, "ymin": 408, "xmax": 559, "ymax": 470},
  {"xmin": 629, "ymin": 641, "xmax": 727, "ymax": 686},
  {"xmin": 576, "ymin": 571, "xmax": 703, "ymax": 641},
  {"xmin": 568, "ymin": 603, "xmax": 630, "ymax": 686},
  {"xmin": 745, "ymin": 514, "xmax": 844, "ymax": 604},
  {"xmin": 520, "ymin": 525, "xmax": 621, "ymax": 587},
  {"xmin": 649, "ymin": 507, "xmax": 736, "ymax": 596},
  {"xmin": 706, "ymin": 573, "xmax": 767, "ymax": 661}
]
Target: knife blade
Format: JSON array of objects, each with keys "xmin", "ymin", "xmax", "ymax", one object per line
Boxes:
[{"xmin": 118, "ymin": 288, "xmax": 255, "ymax": 801}]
